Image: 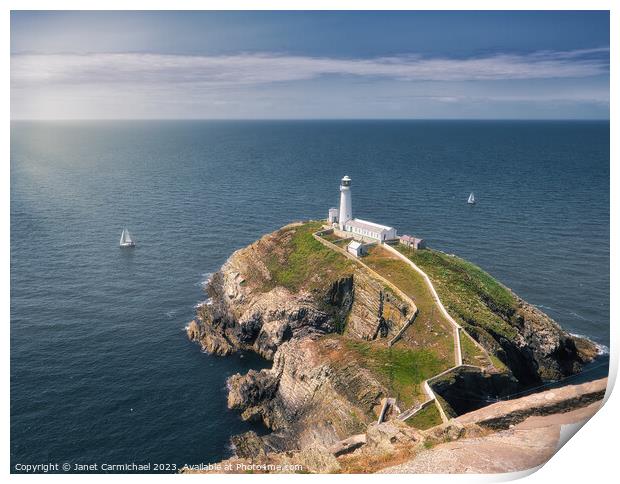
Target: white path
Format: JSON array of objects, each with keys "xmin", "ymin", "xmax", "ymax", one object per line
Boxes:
[
  {"xmin": 314, "ymin": 229, "xmax": 489, "ymax": 426},
  {"xmin": 381, "ymin": 244, "xmax": 493, "ymax": 363},
  {"xmin": 381, "ymin": 243, "xmax": 463, "ymax": 367}
]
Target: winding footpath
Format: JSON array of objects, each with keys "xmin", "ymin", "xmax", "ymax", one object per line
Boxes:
[
  {"xmin": 381, "ymin": 243, "xmax": 463, "ymax": 367},
  {"xmin": 314, "ymin": 228, "xmax": 490, "ymax": 425},
  {"xmin": 382, "ymin": 243, "xmax": 493, "ymax": 363}
]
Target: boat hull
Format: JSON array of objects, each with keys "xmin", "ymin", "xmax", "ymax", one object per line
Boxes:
[{"xmin": 120, "ymin": 243, "xmax": 136, "ymax": 248}]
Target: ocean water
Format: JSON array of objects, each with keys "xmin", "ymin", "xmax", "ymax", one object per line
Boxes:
[{"xmin": 10, "ymin": 120, "xmax": 609, "ymax": 471}]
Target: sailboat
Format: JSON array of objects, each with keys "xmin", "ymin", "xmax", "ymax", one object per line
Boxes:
[
  {"xmin": 467, "ymin": 192, "xmax": 476, "ymax": 205},
  {"xmin": 119, "ymin": 228, "xmax": 136, "ymax": 248}
]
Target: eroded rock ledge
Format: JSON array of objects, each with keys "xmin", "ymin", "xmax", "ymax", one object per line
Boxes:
[
  {"xmin": 182, "ymin": 378, "xmax": 607, "ymax": 474},
  {"xmin": 187, "ymin": 222, "xmax": 600, "ymax": 453}
]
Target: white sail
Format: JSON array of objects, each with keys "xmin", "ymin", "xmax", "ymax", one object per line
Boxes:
[
  {"xmin": 468, "ymin": 192, "xmax": 475, "ymax": 204},
  {"xmin": 120, "ymin": 228, "xmax": 134, "ymax": 246}
]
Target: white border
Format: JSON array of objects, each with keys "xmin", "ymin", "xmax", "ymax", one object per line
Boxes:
[{"xmin": 3, "ymin": 2, "xmax": 616, "ymax": 482}]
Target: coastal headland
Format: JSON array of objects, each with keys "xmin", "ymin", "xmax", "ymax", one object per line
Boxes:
[{"xmin": 185, "ymin": 220, "xmax": 603, "ymax": 473}]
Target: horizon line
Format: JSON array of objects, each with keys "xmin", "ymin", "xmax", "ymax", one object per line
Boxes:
[{"xmin": 10, "ymin": 117, "xmax": 611, "ymax": 122}]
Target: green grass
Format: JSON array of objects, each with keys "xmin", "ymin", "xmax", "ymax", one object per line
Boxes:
[
  {"xmin": 317, "ymin": 231, "xmax": 353, "ymax": 248},
  {"xmin": 405, "ymin": 403, "xmax": 443, "ymax": 430},
  {"xmin": 332, "ymin": 238, "xmax": 352, "ymax": 248},
  {"xmin": 264, "ymin": 221, "xmax": 353, "ymax": 292},
  {"xmin": 343, "ymin": 340, "xmax": 446, "ymax": 407},
  {"xmin": 395, "ymin": 245, "xmax": 518, "ymax": 342},
  {"xmin": 320, "ymin": 231, "xmax": 341, "ymax": 242},
  {"xmin": 489, "ymin": 353, "xmax": 509, "ymax": 372},
  {"xmin": 362, "ymin": 246, "xmax": 455, "ymax": 365},
  {"xmin": 364, "ymin": 248, "xmax": 437, "ymax": 315},
  {"xmin": 460, "ymin": 329, "xmax": 491, "ymax": 367}
]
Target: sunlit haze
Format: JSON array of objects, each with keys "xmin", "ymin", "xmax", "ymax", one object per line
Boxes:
[{"xmin": 11, "ymin": 11, "xmax": 610, "ymax": 120}]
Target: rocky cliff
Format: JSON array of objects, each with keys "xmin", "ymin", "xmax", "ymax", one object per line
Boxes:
[
  {"xmin": 226, "ymin": 336, "xmax": 388, "ymax": 450},
  {"xmin": 393, "ymin": 245, "xmax": 599, "ymax": 385},
  {"xmin": 187, "ymin": 221, "xmax": 600, "ymax": 453},
  {"xmin": 187, "ymin": 222, "xmax": 412, "ymax": 448},
  {"xmin": 187, "ymin": 222, "xmax": 410, "ymax": 360},
  {"xmin": 458, "ymin": 294, "xmax": 599, "ymax": 386},
  {"xmin": 182, "ymin": 378, "xmax": 607, "ymax": 474}
]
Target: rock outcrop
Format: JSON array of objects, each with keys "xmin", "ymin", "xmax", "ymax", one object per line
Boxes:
[
  {"xmin": 187, "ymin": 222, "xmax": 602, "ymax": 458},
  {"xmin": 380, "ymin": 378, "xmax": 607, "ymax": 474},
  {"xmin": 465, "ymin": 296, "xmax": 599, "ymax": 385},
  {"xmin": 510, "ymin": 297, "xmax": 598, "ymax": 381},
  {"xmin": 227, "ymin": 337, "xmax": 387, "ymax": 449},
  {"xmin": 181, "ymin": 379, "xmax": 606, "ymax": 474},
  {"xmin": 188, "ymin": 224, "xmax": 410, "ymax": 360}
]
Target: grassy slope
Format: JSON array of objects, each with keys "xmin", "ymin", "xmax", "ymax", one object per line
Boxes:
[
  {"xmin": 459, "ymin": 329, "xmax": 493, "ymax": 367},
  {"xmin": 395, "ymin": 244, "xmax": 519, "ymax": 342},
  {"xmin": 263, "ymin": 221, "xmax": 354, "ymax": 292},
  {"xmin": 336, "ymin": 339, "xmax": 446, "ymax": 408},
  {"xmin": 363, "ymin": 246, "xmax": 455, "ymax": 368},
  {"xmin": 405, "ymin": 403, "xmax": 443, "ymax": 430},
  {"xmin": 260, "ymin": 224, "xmax": 510, "ymax": 409},
  {"xmin": 315, "ymin": 241, "xmax": 458, "ymax": 407}
]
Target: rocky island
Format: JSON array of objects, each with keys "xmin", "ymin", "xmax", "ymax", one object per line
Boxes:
[{"xmin": 185, "ymin": 220, "xmax": 603, "ymax": 473}]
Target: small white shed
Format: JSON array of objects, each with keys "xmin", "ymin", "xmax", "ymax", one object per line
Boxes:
[{"xmin": 347, "ymin": 240, "xmax": 366, "ymax": 258}]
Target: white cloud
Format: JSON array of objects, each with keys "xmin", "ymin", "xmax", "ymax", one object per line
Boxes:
[
  {"xmin": 10, "ymin": 48, "xmax": 609, "ymax": 119},
  {"xmin": 11, "ymin": 48, "xmax": 609, "ymax": 88}
]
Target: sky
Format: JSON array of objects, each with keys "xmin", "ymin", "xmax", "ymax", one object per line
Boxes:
[{"xmin": 10, "ymin": 11, "xmax": 610, "ymax": 120}]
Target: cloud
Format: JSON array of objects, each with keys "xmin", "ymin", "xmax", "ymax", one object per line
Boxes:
[{"xmin": 11, "ymin": 48, "xmax": 609, "ymax": 88}]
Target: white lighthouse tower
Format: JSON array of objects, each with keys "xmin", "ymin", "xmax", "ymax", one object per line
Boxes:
[{"xmin": 338, "ymin": 175, "xmax": 353, "ymax": 230}]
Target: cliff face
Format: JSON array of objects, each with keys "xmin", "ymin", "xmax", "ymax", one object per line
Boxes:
[
  {"xmin": 227, "ymin": 337, "xmax": 388, "ymax": 449},
  {"xmin": 463, "ymin": 296, "xmax": 598, "ymax": 385},
  {"xmin": 509, "ymin": 297, "xmax": 598, "ymax": 381},
  {"xmin": 187, "ymin": 222, "xmax": 410, "ymax": 360},
  {"xmin": 187, "ymin": 222, "xmax": 599, "ymax": 451},
  {"xmin": 182, "ymin": 378, "xmax": 607, "ymax": 474},
  {"xmin": 187, "ymin": 222, "xmax": 411, "ymax": 448}
]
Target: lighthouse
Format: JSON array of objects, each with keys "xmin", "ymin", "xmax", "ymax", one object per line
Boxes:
[
  {"xmin": 338, "ymin": 175, "xmax": 353, "ymax": 230},
  {"xmin": 326, "ymin": 175, "xmax": 398, "ymax": 243}
]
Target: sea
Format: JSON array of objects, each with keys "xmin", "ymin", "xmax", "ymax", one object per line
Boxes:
[{"xmin": 10, "ymin": 120, "xmax": 610, "ymax": 472}]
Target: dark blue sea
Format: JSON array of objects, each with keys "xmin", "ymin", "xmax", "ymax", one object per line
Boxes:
[{"xmin": 10, "ymin": 120, "xmax": 610, "ymax": 472}]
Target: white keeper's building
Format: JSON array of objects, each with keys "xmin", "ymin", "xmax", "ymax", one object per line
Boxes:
[{"xmin": 327, "ymin": 175, "xmax": 398, "ymax": 243}]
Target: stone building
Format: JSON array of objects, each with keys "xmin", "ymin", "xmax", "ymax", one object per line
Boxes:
[{"xmin": 400, "ymin": 234, "xmax": 426, "ymax": 250}]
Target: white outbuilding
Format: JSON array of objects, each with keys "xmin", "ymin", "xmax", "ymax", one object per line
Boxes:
[
  {"xmin": 347, "ymin": 240, "xmax": 366, "ymax": 258},
  {"xmin": 344, "ymin": 218, "xmax": 397, "ymax": 243},
  {"xmin": 327, "ymin": 207, "xmax": 339, "ymax": 224}
]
